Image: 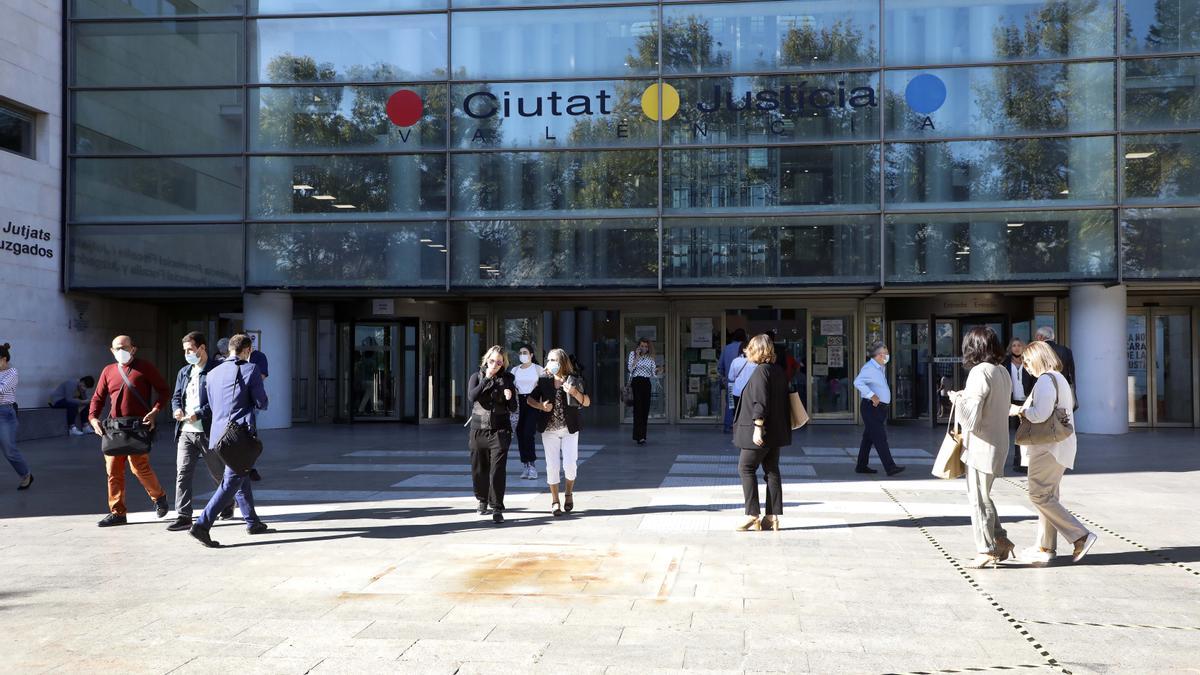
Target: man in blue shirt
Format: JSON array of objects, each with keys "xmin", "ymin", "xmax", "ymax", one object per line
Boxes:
[
  {"xmin": 852, "ymin": 342, "xmax": 905, "ymax": 477},
  {"xmin": 718, "ymin": 329, "xmax": 747, "ymax": 433}
]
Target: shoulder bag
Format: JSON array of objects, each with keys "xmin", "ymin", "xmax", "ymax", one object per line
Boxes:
[
  {"xmin": 214, "ymin": 366, "xmax": 263, "ymax": 475},
  {"xmin": 931, "ymin": 403, "xmax": 966, "ymax": 479},
  {"xmin": 788, "ymin": 387, "xmax": 809, "ymax": 430},
  {"xmin": 101, "ymin": 366, "xmax": 156, "ymax": 456},
  {"xmin": 1015, "ymin": 374, "xmax": 1074, "ymax": 445}
]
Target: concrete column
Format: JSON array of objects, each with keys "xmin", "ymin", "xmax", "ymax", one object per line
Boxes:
[
  {"xmin": 244, "ymin": 291, "xmax": 294, "ymax": 430},
  {"xmin": 1069, "ymin": 284, "xmax": 1128, "ymax": 435}
]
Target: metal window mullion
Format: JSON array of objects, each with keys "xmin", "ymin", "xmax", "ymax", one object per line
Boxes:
[
  {"xmin": 878, "ymin": 0, "xmax": 886, "ymax": 290},
  {"xmin": 656, "ymin": 0, "xmax": 664, "ymax": 293},
  {"xmin": 241, "ymin": 11, "xmax": 250, "ymax": 294},
  {"xmin": 1116, "ymin": 9, "xmax": 1127, "ymax": 288},
  {"xmin": 446, "ymin": 2, "xmax": 453, "ymax": 293}
]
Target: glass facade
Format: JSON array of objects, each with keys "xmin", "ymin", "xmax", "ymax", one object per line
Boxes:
[{"xmin": 67, "ymin": 1, "xmax": 1200, "ymax": 288}]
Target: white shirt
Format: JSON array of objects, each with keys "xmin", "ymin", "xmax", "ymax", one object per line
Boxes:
[
  {"xmin": 1009, "ymin": 361, "xmax": 1026, "ymax": 400},
  {"xmin": 1021, "ymin": 370, "xmax": 1076, "ymax": 469},
  {"xmin": 511, "ymin": 363, "xmax": 544, "ymax": 395},
  {"xmin": 182, "ymin": 365, "xmax": 205, "ymax": 433},
  {"xmin": 0, "ymin": 367, "xmax": 18, "ymax": 405}
]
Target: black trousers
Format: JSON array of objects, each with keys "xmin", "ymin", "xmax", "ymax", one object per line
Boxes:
[
  {"xmin": 857, "ymin": 399, "xmax": 898, "ymax": 471},
  {"xmin": 739, "ymin": 445, "xmax": 782, "ymax": 516},
  {"xmin": 515, "ymin": 395, "xmax": 538, "ymax": 464},
  {"xmin": 1009, "ymin": 409, "xmax": 1022, "ymax": 469},
  {"xmin": 631, "ymin": 376, "xmax": 651, "ymax": 441},
  {"xmin": 469, "ymin": 427, "xmax": 510, "ymax": 510}
]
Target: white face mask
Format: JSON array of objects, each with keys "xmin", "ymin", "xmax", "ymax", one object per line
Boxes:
[
  {"xmin": 185, "ymin": 352, "xmax": 201, "ymax": 365},
  {"xmin": 882, "ymin": 354, "xmax": 890, "ymax": 365},
  {"xmin": 114, "ymin": 349, "xmax": 133, "ymax": 365},
  {"xmin": 546, "ymin": 361, "xmax": 561, "ymax": 375},
  {"xmin": 519, "ymin": 354, "xmax": 531, "ymax": 364}
]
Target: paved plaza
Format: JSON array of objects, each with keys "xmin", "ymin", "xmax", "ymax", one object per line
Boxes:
[{"xmin": 1, "ymin": 423, "xmax": 1198, "ymax": 674}]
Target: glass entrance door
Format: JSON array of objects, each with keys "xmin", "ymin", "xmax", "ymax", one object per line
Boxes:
[
  {"xmin": 932, "ymin": 319, "xmax": 958, "ymax": 424},
  {"xmin": 622, "ymin": 314, "xmax": 667, "ymax": 424},
  {"xmin": 1129, "ymin": 308, "xmax": 1194, "ymax": 426},
  {"xmin": 351, "ymin": 324, "xmax": 400, "ymax": 420},
  {"xmin": 679, "ymin": 313, "xmax": 722, "ymax": 421},
  {"xmin": 890, "ymin": 320, "xmax": 931, "ymax": 420}
]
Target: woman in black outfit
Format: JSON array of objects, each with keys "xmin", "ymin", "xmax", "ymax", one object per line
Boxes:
[
  {"xmin": 626, "ymin": 338, "xmax": 658, "ymax": 445},
  {"xmin": 733, "ymin": 334, "xmax": 793, "ymax": 532},
  {"xmin": 467, "ymin": 345, "xmax": 518, "ymax": 524}
]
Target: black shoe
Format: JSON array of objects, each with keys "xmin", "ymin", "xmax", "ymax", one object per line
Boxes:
[
  {"xmin": 854, "ymin": 467, "xmax": 878, "ymax": 474},
  {"xmin": 477, "ymin": 501, "xmax": 491, "ymax": 515},
  {"xmin": 189, "ymin": 524, "xmax": 220, "ymax": 548},
  {"xmin": 97, "ymin": 513, "xmax": 127, "ymax": 527},
  {"xmin": 219, "ymin": 506, "xmax": 235, "ymax": 520},
  {"xmin": 249, "ymin": 469, "xmax": 262, "ymax": 482},
  {"xmin": 247, "ymin": 522, "xmax": 271, "ymax": 535},
  {"xmin": 1012, "ymin": 466, "xmax": 1028, "ymax": 475},
  {"xmin": 886, "ymin": 465, "xmax": 907, "ymax": 477},
  {"xmin": 492, "ymin": 511, "xmax": 504, "ymax": 524},
  {"xmin": 166, "ymin": 516, "xmax": 192, "ymax": 532},
  {"xmin": 154, "ymin": 495, "xmax": 169, "ymax": 518},
  {"xmin": 17, "ymin": 473, "xmax": 33, "ymax": 490},
  {"xmin": 564, "ymin": 494, "xmax": 574, "ymax": 513}
]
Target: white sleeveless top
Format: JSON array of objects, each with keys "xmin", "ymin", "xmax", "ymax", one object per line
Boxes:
[{"xmin": 511, "ymin": 363, "xmax": 544, "ymax": 395}]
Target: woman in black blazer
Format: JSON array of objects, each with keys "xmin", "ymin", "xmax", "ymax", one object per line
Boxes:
[{"xmin": 733, "ymin": 334, "xmax": 793, "ymax": 531}]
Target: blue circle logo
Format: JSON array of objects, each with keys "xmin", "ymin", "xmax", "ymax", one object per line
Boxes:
[{"xmin": 905, "ymin": 74, "xmax": 947, "ymax": 115}]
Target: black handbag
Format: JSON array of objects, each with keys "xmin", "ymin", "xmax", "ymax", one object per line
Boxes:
[
  {"xmin": 101, "ymin": 366, "xmax": 156, "ymax": 456},
  {"xmin": 214, "ymin": 368, "xmax": 262, "ymax": 475}
]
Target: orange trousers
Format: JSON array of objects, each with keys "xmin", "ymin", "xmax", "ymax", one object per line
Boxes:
[{"xmin": 104, "ymin": 454, "xmax": 165, "ymax": 515}]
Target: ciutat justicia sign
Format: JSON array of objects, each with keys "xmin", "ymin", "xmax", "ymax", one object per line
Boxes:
[{"xmin": 384, "ymin": 80, "xmax": 882, "ymax": 142}]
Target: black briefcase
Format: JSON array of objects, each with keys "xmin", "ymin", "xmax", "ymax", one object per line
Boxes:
[
  {"xmin": 215, "ymin": 420, "xmax": 262, "ymax": 475},
  {"xmin": 101, "ymin": 416, "xmax": 155, "ymax": 456}
]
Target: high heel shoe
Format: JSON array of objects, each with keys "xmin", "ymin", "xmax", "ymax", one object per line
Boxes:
[
  {"xmin": 564, "ymin": 493, "xmax": 574, "ymax": 513},
  {"xmin": 966, "ymin": 553, "xmax": 1000, "ymax": 569},
  {"xmin": 551, "ymin": 500, "xmax": 562, "ymax": 517},
  {"xmin": 762, "ymin": 515, "xmax": 780, "ymax": 531},
  {"xmin": 736, "ymin": 516, "xmax": 762, "ymax": 532}
]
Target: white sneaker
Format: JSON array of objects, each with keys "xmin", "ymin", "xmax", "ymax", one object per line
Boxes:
[
  {"xmin": 518, "ymin": 465, "xmax": 529, "ymax": 479},
  {"xmin": 1020, "ymin": 546, "xmax": 1054, "ymax": 566},
  {"xmin": 529, "ymin": 465, "xmax": 538, "ymax": 480},
  {"xmin": 1073, "ymin": 532, "xmax": 1098, "ymax": 563},
  {"xmin": 68, "ymin": 427, "xmax": 85, "ymax": 436}
]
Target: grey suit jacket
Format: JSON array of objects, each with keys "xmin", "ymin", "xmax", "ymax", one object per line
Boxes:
[{"xmin": 956, "ymin": 362, "xmax": 1013, "ymax": 475}]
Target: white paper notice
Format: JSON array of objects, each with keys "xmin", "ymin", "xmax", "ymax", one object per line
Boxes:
[
  {"xmin": 820, "ymin": 319, "xmax": 844, "ymax": 336},
  {"xmin": 690, "ymin": 318, "xmax": 714, "ymax": 348}
]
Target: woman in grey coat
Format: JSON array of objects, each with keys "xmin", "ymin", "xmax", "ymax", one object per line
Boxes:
[{"xmin": 947, "ymin": 326, "xmax": 1014, "ymax": 568}]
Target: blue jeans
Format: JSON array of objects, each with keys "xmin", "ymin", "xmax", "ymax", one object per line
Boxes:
[
  {"xmin": 0, "ymin": 405, "xmax": 30, "ymax": 478},
  {"xmin": 196, "ymin": 465, "xmax": 262, "ymax": 528}
]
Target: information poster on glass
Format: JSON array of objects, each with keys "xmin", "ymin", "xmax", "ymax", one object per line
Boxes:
[{"xmin": 690, "ymin": 318, "xmax": 714, "ymax": 348}]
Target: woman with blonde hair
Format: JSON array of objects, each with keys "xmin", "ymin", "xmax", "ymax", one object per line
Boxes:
[
  {"xmin": 528, "ymin": 348, "xmax": 591, "ymax": 516},
  {"xmin": 732, "ymin": 334, "xmax": 792, "ymax": 531},
  {"xmin": 1013, "ymin": 340, "xmax": 1098, "ymax": 564},
  {"xmin": 467, "ymin": 345, "xmax": 518, "ymax": 524}
]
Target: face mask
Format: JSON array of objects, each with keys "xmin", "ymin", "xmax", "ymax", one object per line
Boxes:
[
  {"xmin": 114, "ymin": 349, "xmax": 133, "ymax": 365},
  {"xmin": 519, "ymin": 354, "xmax": 531, "ymax": 364},
  {"xmin": 185, "ymin": 353, "xmax": 201, "ymax": 365},
  {"xmin": 882, "ymin": 355, "xmax": 890, "ymax": 365},
  {"xmin": 546, "ymin": 361, "xmax": 561, "ymax": 375}
]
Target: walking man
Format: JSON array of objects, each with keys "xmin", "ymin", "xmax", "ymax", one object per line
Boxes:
[
  {"xmin": 853, "ymin": 342, "xmax": 905, "ymax": 477},
  {"xmin": 190, "ymin": 334, "xmax": 270, "ymax": 548},
  {"xmin": 166, "ymin": 332, "xmax": 228, "ymax": 531},
  {"xmin": 89, "ymin": 335, "xmax": 171, "ymax": 527}
]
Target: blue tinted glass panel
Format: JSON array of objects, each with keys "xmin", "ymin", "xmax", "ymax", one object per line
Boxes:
[
  {"xmin": 1122, "ymin": 207, "xmax": 1200, "ymax": 279},
  {"xmin": 451, "ymin": 219, "xmax": 658, "ymax": 287},
  {"xmin": 661, "ymin": 0, "xmax": 879, "ymax": 74},
  {"xmin": 451, "ymin": 151, "xmax": 658, "ymax": 216},
  {"xmin": 450, "ymin": 80, "xmax": 656, "ymax": 149},
  {"xmin": 74, "ymin": 89, "xmax": 243, "ymax": 155},
  {"xmin": 74, "ymin": 21, "xmax": 243, "ymax": 86},
  {"xmin": 70, "ymin": 224, "xmax": 243, "ymax": 288},
  {"xmin": 250, "ymin": 155, "xmax": 447, "ymax": 219},
  {"xmin": 73, "ymin": 157, "xmax": 243, "ymax": 222},
  {"xmin": 664, "ymin": 144, "xmax": 879, "ymax": 213},
  {"xmin": 665, "ymin": 73, "xmax": 880, "ymax": 145},
  {"xmin": 886, "ymin": 210, "xmax": 1116, "ymax": 283},
  {"xmin": 1123, "ymin": 133, "xmax": 1200, "ymax": 204},
  {"xmin": 248, "ymin": 222, "xmax": 447, "ymax": 287},
  {"xmin": 1124, "ymin": 57, "xmax": 1200, "ymax": 131},
  {"xmin": 251, "ymin": 15, "xmax": 447, "ymax": 83},
  {"xmin": 663, "ymin": 215, "xmax": 878, "ymax": 285},
  {"xmin": 885, "ymin": 62, "xmax": 1114, "ymax": 139},
  {"xmin": 252, "ymin": 0, "xmax": 443, "ymax": 13},
  {"xmin": 884, "ymin": 0, "xmax": 1114, "ymax": 65},
  {"xmin": 251, "ymin": 85, "xmax": 446, "ymax": 151},
  {"xmin": 1124, "ymin": 0, "xmax": 1200, "ymax": 54},
  {"xmin": 451, "ymin": 6, "xmax": 658, "ymax": 80},
  {"xmin": 73, "ymin": 0, "xmax": 243, "ymax": 17},
  {"xmin": 885, "ymin": 137, "xmax": 1114, "ymax": 209}
]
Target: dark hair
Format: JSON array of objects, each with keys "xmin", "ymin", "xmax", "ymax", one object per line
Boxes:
[
  {"xmin": 182, "ymin": 331, "xmax": 207, "ymax": 349},
  {"xmin": 731, "ymin": 328, "xmax": 747, "ymax": 343},
  {"xmin": 229, "ymin": 333, "xmax": 253, "ymax": 356},
  {"xmin": 518, "ymin": 343, "xmax": 538, "ymax": 364},
  {"xmin": 0, "ymin": 343, "xmax": 9, "ymax": 361},
  {"xmin": 961, "ymin": 326, "xmax": 1004, "ymax": 369},
  {"xmin": 81, "ymin": 376, "xmax": 95, "ymax": 388}
]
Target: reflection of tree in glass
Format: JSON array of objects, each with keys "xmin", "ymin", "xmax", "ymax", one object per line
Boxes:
[
  {"xmin": 779, "ymin": 19, "xmax": 876, "ymax": 67},
  {"xmin": 1128, "ymin": 0, "xmax": 1200, "ymax": 53},
  {"xmin": 254, "ymin": 224, "xmax": 442, "ymax": 284}
]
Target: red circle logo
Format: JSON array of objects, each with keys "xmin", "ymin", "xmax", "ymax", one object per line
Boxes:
[{"xmin": 386, "ymin": 90, "xmax": 423, "ymax": 127}]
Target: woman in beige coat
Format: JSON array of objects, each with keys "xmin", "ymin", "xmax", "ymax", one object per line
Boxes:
[
  {"xmin": 1013, "ymin": 341, "xmax": 1098, "ymax": 565},
  {"xmin": 948, "ymin": 327, "xmax": 1014, "ymax": 568}
]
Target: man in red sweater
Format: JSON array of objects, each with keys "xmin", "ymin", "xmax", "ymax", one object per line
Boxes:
[{"xmin": 89, "ymin": 335, "xmax": 171, "ymax": 527}]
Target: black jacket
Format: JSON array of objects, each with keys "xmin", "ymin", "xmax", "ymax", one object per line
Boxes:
[
  {"xmin": 171, "ymin": 358, "xmax": 218, "ymax": 443},
  {"xmin": 528, "ymin": 375, "xmax": 586, "ymax": 434},
  {"xmin": 1044, "ymin": 341, "xmax": 1076, "ymax": 388},
  {"xmin": 733, "ymin": 363, "xmax": 793, "ymax": 450},
  {"xmin": 467, "ymin": 370, "xmax": 518, "ymax": 431},
  {"xmin": 1000, "ymin": 355, "xmax": 1038, "ymax": 402}
]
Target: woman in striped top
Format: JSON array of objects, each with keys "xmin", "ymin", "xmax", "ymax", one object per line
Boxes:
[
  {"xmin": 627, "ymin": 338, "xmax": 660, "ymax": 446},
  {"xmin": 0, "ymin": 343, "xmax": 33, "ymax": 490}
]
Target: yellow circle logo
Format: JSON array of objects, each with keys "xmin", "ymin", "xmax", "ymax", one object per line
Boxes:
[{"xmin": 641, "ymin": 83, "xmax": 680, "ymax": 121}]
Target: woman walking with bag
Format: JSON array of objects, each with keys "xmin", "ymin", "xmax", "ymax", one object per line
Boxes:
[
  {"xmin": 468, "ymin": 346, "xmax": 518, "ymax": 524},
  {"xmin": 626, "ymin": 338, "xmax": 658, "ymax": 446},
  {"xmin": 1013, "ymin": 341, "xmax": 1098, "ymax": 565},
  {"xmin": 946, "ymin": 327, "xmax": 1014, "ymax": 568},
  {"xmin": 733, "ymin": 334, "xmax": 792, "ymax": 532},
  {"xmin": 0, "ymin": 344, "xmax": 33, "ymax": 490},
  {"xmin": 528, "ymin": 348, "xmax": 590, "ymax": 516},
  {"xmin": 511, "ymin": 344, "xmax": 544, "ymax": 480}
]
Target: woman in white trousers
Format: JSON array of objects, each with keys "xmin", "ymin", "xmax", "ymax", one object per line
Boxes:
[{"xmin": 527, "ymin": 348, "xmax": 590, "ymax": 516}]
